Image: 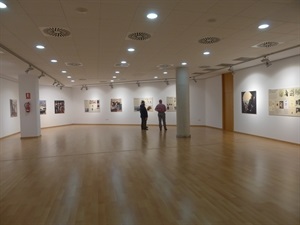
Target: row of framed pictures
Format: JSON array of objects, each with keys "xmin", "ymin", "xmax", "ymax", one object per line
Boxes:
[
  {"xmin": 39, "ymin": 97, "xmax": 177, "ymax": 115},
  {"xmin": 241, "ymin": 87, "xmax": 300, "ymax": 116}
]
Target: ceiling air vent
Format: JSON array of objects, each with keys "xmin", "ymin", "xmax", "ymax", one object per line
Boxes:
[
  {"xmin": 252, "ymin": 41, "xmax": 281, "ymax": 48},
  {"xmin": 40, "ymin": 27, "xmax": 71, "ymax": 37},
  {"xmin": 198, "ymin": 36, "xmax": 220, "ymax": 44},
  {"xmin": 157, "ymin": 64, "xmax": 174, "ymax": 70},
  {"xmin": 127, "ymin": 32, "xmax": 151, "ymax": 41},
  {"xmin": 65, "ymin": 62, "xmax": 83, "ymax": 67}
]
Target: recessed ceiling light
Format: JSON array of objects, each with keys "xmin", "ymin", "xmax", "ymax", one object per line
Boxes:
[
  {"xmin": 115, "ymin": 71, "xmax": 120, "ymax": 74},
  {"xmin": 147, "ymin": 13, "xmax": 158, "ymax": 19},
  {"xmin": 163, "ymin": 71, "xmax": 168, "ymax": 74},
  {"xmin": 128, "ymin": 48, "xmax": 135, "ymax": 52},
  {"xmin": 67, "ymin": 76, "xmax": 72, "ymax": 79},
  {"xmin": 112, "ymin": 76, "xmax": 117, "ymax": 79},
  {"xmin": 36, "ymin": 45, "xmax": 45, "ymax": 49},
  {"xmin": 203, "ymin": 51, "xmax": 210, "ymax": 55},
  {"xmin": 61, "ymin": 70, "xmax": 67, "ymax": 73},
  {"xmin": 258, "ymin": 24, "xmax": 269, "ymax": 29},
  {"xmin": 154, "ymin": 76, "xmax": 158, "ymax": 79},
  {"xmin": 71, "ymin": 80, "xmax": 75, "ymax": 82},
  {"xmin": 111, "ymin": 80, "xmax": 114, "ymax": 82},
  {"xmin": 181, "ymin": 62, "xmax": 187, "ymax": 65},
  {"xmin": 121, "ymin": 61, "xmax": 127, "ymax": 64},
  {"xmin": 51, "ymin": 59, "xmax": 58, "ymax": 63},
  {"xmin": 0, "ymin": 2, "xmax": 7, "ymax": 8}
]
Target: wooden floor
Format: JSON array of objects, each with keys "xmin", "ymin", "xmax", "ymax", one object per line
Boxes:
[{"xmin": 0, "ymin": 125, "xmax": 299, "ymax": 225}]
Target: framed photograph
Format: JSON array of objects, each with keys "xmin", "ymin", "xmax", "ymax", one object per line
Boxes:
[
  {"xmin": 111, "ymin": 98, "xmax": 122, "ymax": 112},
  {"xmin": 54, "ymin": 100, "xmax": 65, "ymax": 114},
  {"xmin": 10, "ymin": 99, "xmax": 18, "ymax": 117},
  {"xmin": 84, "ymin": 100, "xmax": 100, "ymax": 112},
  {"xmin": 40, "ymin": 100, "xmax": 46, "ymax": 115},
  {"xmin": 241, "ymin": 91, "xmax": 256, "ymax": 114}
]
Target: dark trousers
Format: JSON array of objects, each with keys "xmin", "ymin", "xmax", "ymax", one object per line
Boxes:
[
  {"xmin": 158, "ymin": 112, "xmax": 167, "ymax": 130},
  {"xmin": 141, "ymin": 117, "xmax": 147, "ymax": 129}
]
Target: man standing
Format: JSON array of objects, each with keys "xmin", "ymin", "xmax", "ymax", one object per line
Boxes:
[
  {"xmin": 140, "ymin": 100, "xmax": 148, "ymax": 130},
  {"xmin": 155, "ymin": 99, "xmax": 167, "ymax": 131}
]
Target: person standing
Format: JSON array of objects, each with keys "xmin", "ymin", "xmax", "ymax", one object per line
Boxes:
[
  {"xmin": 140, "ymin": 100, "xmax": 148, "ymax": 130},
  {"xmin": 155, "ymin": 99, "xmax": 167, "ymax": 131}
]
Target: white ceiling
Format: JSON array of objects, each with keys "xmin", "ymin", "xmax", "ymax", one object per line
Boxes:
[{"xmin": 0, "ymin": 0, "xmax": 299, "ymax": 87}]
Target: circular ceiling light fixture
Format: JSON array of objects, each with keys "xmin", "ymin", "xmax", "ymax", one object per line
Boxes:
[
  {"xmin": 0, "ymin": 2, "xmax": 7, "ymax": 8},
  {"xmin": 147, "ymin": 13, "xmax": 158, "ymax": 19},
  {"xmin": 121, "ymin": 61, "xmax": 127, "ymax": 64},
  {"xmin": 51, "ymin": 59, "xmax": 58, "ymax": 63},
  {"xmin": 128, "ymin": 48, "xmax": 135, "ymax": 52},
  {"xmin": 258, "ymin": 24, "xmax": 269, "ymax": 29},
  {"xmin": 181, "ymin": 62, "xmax": 187, "ymax": 66},
  {"xmin": 36, "ymin": 45, "xmax": 45, "ymax": 49},
  {"xmin": 203, "ymin": 51, "xmax": 210, "ymax": 55},
  {"xmin": 61, "ymin": 70, "xmax": 67, "ymax": 73}
]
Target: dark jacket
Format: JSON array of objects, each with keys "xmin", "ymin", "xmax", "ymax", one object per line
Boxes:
[{"xmin": 140, "ymin": 104, "xmax": 148, "ymax": 118}]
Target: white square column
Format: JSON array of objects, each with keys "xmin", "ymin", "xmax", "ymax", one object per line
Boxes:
[
  {"xmin": 176, "ymin": 66, "xmax": 191, "ymax": 138},
  {"xmin": 18, "ymin": 74, "xmax": 41, "ymax": 138}
]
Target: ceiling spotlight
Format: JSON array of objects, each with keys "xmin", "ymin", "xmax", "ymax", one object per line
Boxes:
[
  {"xmin": 80, "ymin": 85, "xmax": 88, "ymax": 90},
  {"xmin": 261, "ymin": 56, "xmax": 272, "ymax": 67},
  {"xmin": 53, "ymin": 80, "xmax": 58, "ymax": 86},
  {"xmin": 25, "ymin": 65, "xmax": 34, "ymax": 73},
  {"xmin": 136, "ymin": 81, "xmax": 140, "ymax": 87},
  {"xmin": 228, "ymin": 66, "xmax": 235, "ymax": 74},
  {"xmin": 164, "ymin": 79, "xmax": 169, "ymax": 85},
  {"xmin": 38, "ymin": 72, "xmax": 45, "ymax": 79},
  {"xmin": 109, "ymin": 83, "xmax": 114, "ymax": 89},
  {"xmin": 128, "ymin": 48, "xmax": 135, "ymax": 52},
  {"xmin": 192, "ymin": 77, "xmax": 197, "ymax": 83}
]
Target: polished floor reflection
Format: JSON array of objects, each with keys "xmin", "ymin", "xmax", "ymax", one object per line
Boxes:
[{"xmin": 0, "ymin": 125, "xmax": 299, "ymax": 225}]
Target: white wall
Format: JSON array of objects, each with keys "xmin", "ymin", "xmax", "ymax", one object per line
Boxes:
[
  {"xmin": 39, "ymin": 85, "xmax": 73, "ymax": 128},
  {"xmin": 0, "ymin": 77, "xmax": 20, "ymax": 138},
  {"xmin": 234, "ymin": 55, "xmax": 300, "ymax": 144},
  {"xmin": 71, "ymin": 81, "xmax": 205, "ymax": 126},
  {"xmin": 204, "ymin": 75, "xmax": 223, "ymax": 128}
]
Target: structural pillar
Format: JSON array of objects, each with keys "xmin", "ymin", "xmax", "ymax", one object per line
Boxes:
[
  {"xmin": 18, "ymin": 73, "xmax": 41, "ymax": 138},
  {"xmin": 176, "ymin": 66, "xmax": 191, "ymax": 138}
]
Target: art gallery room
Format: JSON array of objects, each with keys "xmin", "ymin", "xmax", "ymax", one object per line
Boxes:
[{"xmin": 0, "ymin": 0, "xmax": 299, "ymax": 225}]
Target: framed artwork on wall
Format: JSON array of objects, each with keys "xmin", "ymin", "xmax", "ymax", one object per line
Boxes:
[
  {"xmin": 10, "ymin": 99, "xmax": 18, "ymax": 117},
  {"xmin": 84, "ymin": 100, "xmax": 100, "ymax": 113},
  {"xmin": 269, "ymin": 87, "xmax": 300, "ymax": 117},
  {"xmin": 166, "ymin": 97, "xmax": 176, "ymax": 112},
  {"xmin": 54, "ymin": 100, "xmax": 65, "ymax": 114},
  {"xmin": 40, "ymin": 100, "xmax": 46, "ymax": 115},
  {"xmin": 241, "ymin": 91, "xmax": 257, "ymax": 114},
  {"xmin": 111, "ymin": 98, "xmax": 122, "ymax": 112},
  {"xmin": 133, "ymin": 98, "xmax": 153, "ymax": 112}
]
